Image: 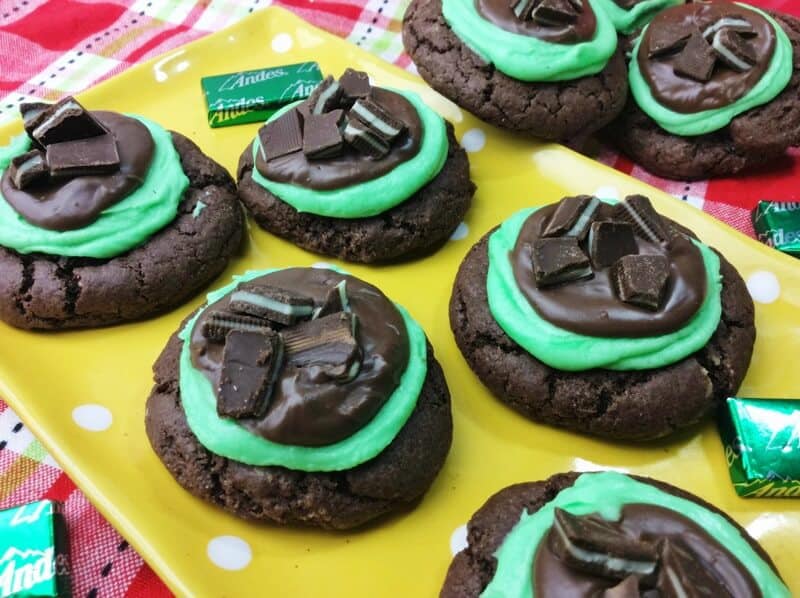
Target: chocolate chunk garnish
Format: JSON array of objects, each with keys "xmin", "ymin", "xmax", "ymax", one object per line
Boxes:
[
  {"xmin": 31, "ymin": 96, "xmax": 107, "ymax": 147},
  {"xmin": 343, "ymin": 117, "xmax": 390, "ymax": 159},
  {"xmin": 702, "ymin": 16, "xmax": 756, "ymax": 41},
  {"xmin": 316, "ymin": 280, "xmax": 350, "ymax": 319},
  {"xmin": 259, "ymin": 108, "xmax": 303, "ymax": 162},
  {"xmin": 20, "ymin": 102, "xmax": 51, "ymax": 144},
  {"xmin": 532, "ymin": 0, "xmax": 580, "ymax": 26},
  {"xmin": 712, "ymin": 29, "xmax": 757, "ymax": 72},
  {"xmin": 302, "ymin": 109, "xmax": 345, "ymax": 160},
  {"xmin": 349, "ymin": 97, "xmax": 406, "ymax": 143},
  {"xmin": 510, "ymin": 0, "xmax": 536, "ymax": 20},
  {"xmin": 202, "ymin": 311, "xmax": 274, "ymax": 342},
  {"xmin": 8, "ymin": 150, "xmax": 48, "ymax": 189},
  {"xmin": 229, "ymin": 284, "xmax": 315, "ymax": 325},
  {"xmin": 339, "ymin": 68, "xmax": 371, "ymax": 106},
  {"xmin": 530, "ymin": 238, "xmax": 592, "ymax": 288},
  {"xmin": 673, "ymin": 32, "xmax": 716, "ymax": 82},
  {"xmin": 612, "ymin": 254, "xmax": 670, "ymax": 310},
  {"xmin": 657, "ymin": 539, "xmax": 733, "ymax": 598},
  {"xmin": 542, "ymin": 195, "xmax": 600, "ymax": 240},
  {"xmin": 217, "ymin": 329, "xmax": 284, "ymax": 419},
  {"xmin": 307, "ymin": 75, "xmax": 342, "ymax": 115},
  {"xmin": 548, "ymin": 508, "xmax": 659, "ymax": 581},
  {"xmin": 603, "ymin": 576, "xmax": 640, "ymax": 598},
  {"xmin": 589, "ymin": 221, "xmax": 638, "ymax": 269},
  {"xmin": 648, "ymin": 23, "xmax": 693, "ymax": 58},
  {"xmin": 613, "ymin": 195, "xmax": 671, "ymax": 247},
  {"xmin": 46, "ymin": 134, "xmax": 120, "ymax": 179},
  {"xmin": 281, "ymin": 312, "xmax": 361, "ymax": 382}
]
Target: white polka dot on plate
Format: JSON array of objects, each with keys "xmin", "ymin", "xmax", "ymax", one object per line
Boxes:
[
  {"xmin": 449, "ymin": 222, "xmax": 469, "ymax": 241},
  {"xmin": 71, "ymin": 404, "xmax": 112, "ymax": 432},
  {"xmin": 746, "ymin": 271, "xmax": 781, "ymax": 304},
  {"xmin": 311, "ymin": 261, "xmax": 336, "ymax": 270},
  {"xmin": 593, "ymin": 186, "xmax": 620, "ymax": 201},
  {"xmin": 271, "ymin": 33, "xmax": 293, "ymax": 53},
  {"xmin": 450, "ymin": 524, "xmax": 468, "ymax": 556},
  {"xmin": 460, "ymin": 128, "xmax": 485, "ymax": 153},
  {"xmin": 207, "ymin": 536, "xmax": 252, "ymax": 571}
]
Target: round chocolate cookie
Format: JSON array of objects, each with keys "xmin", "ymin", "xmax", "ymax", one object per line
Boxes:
[
  {"xmin": 402, "ymin": 0, "xmax": 629, "ymax": 142},
  {"xmin": 605, "ymin": 8, "xmax": 800, "ymax": 180},
  {"xmin": 237, "ymin": 121, "xmax": 473, "ymax": 263},
  {"xmin": 449, "ymin": 215, "xmax": 755, "ymax": 440},
  {"xmin": 441, "ymin": 472, "xmax": 785, "ymax": 597},
  {"xmin": 0, "ymin": 133, "xmax": 243, "ymax": 330}
]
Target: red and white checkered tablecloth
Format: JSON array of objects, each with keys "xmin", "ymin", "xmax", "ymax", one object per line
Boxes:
[{"xmin": 1, "ymin": 1, "xmax": 798, "ymax": 595}]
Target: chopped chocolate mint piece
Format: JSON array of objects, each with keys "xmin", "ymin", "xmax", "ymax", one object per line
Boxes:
[
  {"xmin": 307, "ymin": 75, "xmax": 342, "ymax": 115},
  {"xmin": 603, "ymin": 576, "xmax": 640, "ymax": 598},
  {"xmin": 229, "ymin": 284, "xmax": 315, "ymax": 325},
  {"xmin": 302, "ymin": 110, "xmax": 345, "ymax": 160},
  {"xmin": 648, "ymin": 23, "xmax": 693, "ymax": 58},
  {"xmin": 316, "ymin": 280, "xmax": 350, "ymax": 319},
  {"xmin": 531, "ymin": 0, "xmax": 580, "ymax": 26},
  {"xmin": 46, "ymin": 133, "xmax": 120, "ymax": 179},
  {"xmin": 565, "ymin": 0, "xmax": 582, "ymax": 10},
  {"xmin": 548, "ymin": 508, "xmax": 659, "ymax": 581},
  {"xmin": 612, "ymin": 254, "xmax": 670, "ymax": 310},
  {"xmin": 259, "ymin": 108, "xmax": 303, "ymax": 162},
  {"xmin": 202, "ymin": 311, "xmax": 274, "ymax": 342},
  {"xmin": 349, "ymin": 97, "xmax": 406, "ymax": 143},
  {"xmin": 657, "ymin": 539, "xmax": 733, "ymax": 598},
  {"xmin": 8, "ymin": 150, "xmax": 48, "ymax": 189},
  {"xmin": 589, "ymin": 221, "xmax": 638, "ymax": 269},
  {"xmin": 530, "ymin": 238, "xmax": 592, "ymax": 288},
  {"xmin": 613, "ymin": 195, "xmax": 671, "ymax": 246},
  {"xmin": 339, "ymin": 68, "xmax": 371, "ymax": 106},
  {"xmin": 20, "ymin": 102, "xmax": 51, "ymax": 143},
  {"xmin": 542, "ymin": 195, "xmax": 600, "ymax": 240},
  {"xmin": 510, "ymin": 0, "xmax": 536, "ymax": 20},
  {"xmin": 31, "ymin": 96, "xmax": 107, "ymax": 147},
  {"xmin": 343, "ymin": 117, "xmax": 390, "ymax": 159},
  {"xmin": 702, "ymin": 16, "xmax": 756, "ymax": 41},
  {"xmin": 712, "ymin": 29, "xmax": 757, "ymax": 72},
  {"xmin": 673, "ymin": 32, "xmax": 716, "ymax": 82},
  {"xmin": 217, "ymin": 329, "xmax": 284, "ymax": 419},
  {"xmin": 281, "ymin": 312, "xmax": 361, "ymax": 382}
]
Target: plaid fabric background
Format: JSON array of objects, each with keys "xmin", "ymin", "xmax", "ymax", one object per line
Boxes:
[{"xmin": 0, "ymin": 0, "xmax": 798, "ymax": 595}]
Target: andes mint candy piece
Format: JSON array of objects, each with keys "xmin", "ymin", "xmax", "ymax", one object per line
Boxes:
[
  {"xmin": 202, "ymin": 311, "xmax": 273, "ymax": 342},
  {"xmin": 548, "ymin": 508, "xmax": 659, "ymax": 581},
  {"xmin": 307, "ymin": 75, "xmax": 342, "ymax": 114},
  {"xmin": 259, "ymin": 108, "xmax": 303, "ymax": 162},
  {"xmin": 343, "ymin": 117, "xmax": 390, "ymax": 159},
  {"xmin": 8, "ymin": 150, "xmax": 48, "ymax": 189},
  {"xmin": 217, "ymin": 329, "xmax": 284, "ymax": 419},
  {"xmin": 349, "ymin": 97, "xmax": 406, "ymax": 143},
  {"xmin": 603, "ymin": 576, "xmax": 640, "ymax": 598},
  {"xmin": 229, "ymin": 284, "xmax": 315, "ymax": 325},
  {"xmin": 31, "ymin": 96, "xmax": 107, "ymax": 146},
  {"xmin": 712, "ymin": 29, "xmax": 756, "ymax": 72},
  {"xmin": 613, "ymin": 195, "xmax": 671, "ymax": 246},
  {"xmin": 612, "ymin": 254, "xmax": 670, "ymax": 311},
  {"xmin": 673, "ymin": 32, "xmax": 716, "ymax": 82},
  {"xmin": 542, "ymin": 195, "xmax": 601, "ymax": 240},
  {"xmin": 657, "ymin": 539, "xmax": 733, "ymax": 598},
  {"xmin": 530, "ymin": 238, "xmax": 592, "ymax": 288},
  {"xmin": 281, "ymin": 312, "xmax": 361, "ymax": 382},
  {"xmin": 339, "ymin": 68, "xmax": 371, "ymax": 106},
  {"xmin": 589, "ymin": 221, "xmax": 638, "ymax": 269},
  {"xmin": 648, "ymin": 23, "xmax": 693, "ymax": 58},
  {"xmin": 302, "ymin": 109, "xmax": 345, "ymax": 160},
  {"xmin": 532, "ymin": 0, "xmax": 580, "ymax": 26},
  {"xmin": 315, "ymin": 280, "xmax": 350, "ymax": 319},
  {"xmin": 510, "ymin": 0, "xmax": 537, "ymax": 20},
  {"xmin": 20, "ymin": 101, "xmax": 51, "ymax": 143},
  {"xmin": 702, "ymin": 16, "xmax": 756, "ymax": 41},
  {"xmin": 46, "ymin": 134, "xmax": 120, "ymax": 179}
]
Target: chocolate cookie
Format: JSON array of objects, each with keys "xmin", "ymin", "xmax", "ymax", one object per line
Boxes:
[
  {"xmin": 449, "ymin": 215, "xmax": 755, "ymax": 440},
  {"xmin": 0, "ymin": 132, "xmax": 243, "ymax": 330},
  {"xmin": 402, "ymin": 0, "xmax": 629, "ymax": 142},
  {"xmin": 441, "ymin": 472, "xmax": 785, "ymax": 597}
]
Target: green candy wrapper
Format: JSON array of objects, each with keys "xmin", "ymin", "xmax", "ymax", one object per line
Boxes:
[
  {"xmin": 201, "ymin": 62, "xmax": 322, "ymax": 128},
  {"xmin": 752, "ymin": 201, "xmax": 800, "ymax": 258},
  {"xmin": 719, "ymin": 397, "xmax": 800, "ymax": 498}
]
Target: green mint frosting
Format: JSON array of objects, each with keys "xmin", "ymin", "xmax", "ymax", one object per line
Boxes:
[
  {"xmin": 481, "ymin": 472, "xmax": 790, "ymax": 598},
  {"xmin": 0, "ymin": 116, "xmax": 188, "ymax": 259},
  {"xmin": 486, "ymin": 206, "xmax": 722, "ymax": 371},
  {"xmin": 250, "ymin": 89, "xmax": 447, "ymax": 219},
  {"xmin": 178, "ymin": 268, "xmax": 429, "ymax": 472},
  {"xmin": 441, "ymin": 0, "xmax": 618, "ymax": 82},
  {"xmin": 592, "ymin": 0, "xmax": 682, "ymax": 34},
  {"xmin": 629, "ymin": 3, "xmax": 793, "ymax": 136}
]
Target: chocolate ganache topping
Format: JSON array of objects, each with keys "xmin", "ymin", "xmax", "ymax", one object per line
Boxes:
[
  {"xmin": 1, "ymin": 98, "xmax": 154, "ymax": 231},
  {"xmin": 638, "ymin": 2, "xmax": 776, "ymax": 113},
  {"xmin": 190, "ymin": 268, "xmax": 411, "ymax": 447},
  {"xmin": 476, "ymin": 0, "xmax": 596, "ymax": 43},
  {"xmin": 255, "ymin": 69, "xmax": 423, "ymax": 190},
  {"xmin": 534, "ymin": 505, "xmax": 761, "ymax": 597},
  {"xmin": 511, "ymin": 195, "xmax": 707, "ymax": 337}
]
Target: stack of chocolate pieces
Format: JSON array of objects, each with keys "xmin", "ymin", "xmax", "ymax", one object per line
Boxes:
[
  {"xmin": 647, "ymin": 16, "xmax": 758, "ymax": 82},
  {"xmin": 532, "ymin": 195, "xmax": 674, "ymax": 311},
  {"xmin": 258, "ymin": 68, "xmax": 407, "ymax": 163},
  {"xmin": 548, "ymin": 509, "xmax": 733, "ymax": 597},
  {"xmin": 509, "ymin": 0, "xmax": 583, "ymax": 26},
  {"xmin": 203, "ymin": 280, "xmax": 362, "ymax": 420},
  {"xmin": 8, "ymin": 96, "xmax": 120, "ymax": 190}
]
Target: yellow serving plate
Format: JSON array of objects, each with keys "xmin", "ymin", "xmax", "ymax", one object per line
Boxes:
[{"xmin": 1, "ymin": 7, "xmax": 798, "ymax": 596}]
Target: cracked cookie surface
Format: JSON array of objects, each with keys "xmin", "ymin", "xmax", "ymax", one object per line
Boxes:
[
  {"xmin": 401, "ymin": 0, "xmax": 628, "ymax": 142},
  {"xmin": 145, "ymin": 329, "xmax": 453, "ymax": 530},
  {"xmin": 448, "ymin": 230, "xmax": 755, "ymax": 441},
  {"xmin": 236, "ymin": 122, "xmax": 474, "ymax": 263},
  {"xmin": 0, "ymin": 133, "xmax": 244, "ymax": 330}
]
